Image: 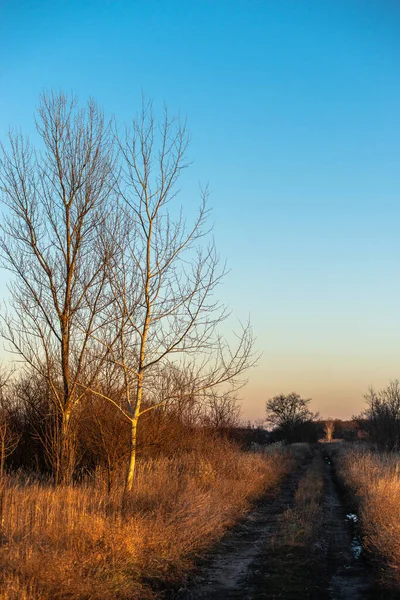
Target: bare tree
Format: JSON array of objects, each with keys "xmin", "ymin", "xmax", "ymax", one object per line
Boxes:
[
  {"xmin": 87, "ymin": 101, "xmax": 256, "ymax": 491},
  {"xmin": 323, "ymin": 418, "xmax": 335, "ymax": 442},
  {"xmin": 266, "ymin": 392, "xmax": 318, "ymax": 443},
  {"xmin": 0, "ymin": 92, "xmax": 116, "ymax": 483},
  {"xmin": 362, "ymin": 380, "xmax": 400, "ymax": 451}
]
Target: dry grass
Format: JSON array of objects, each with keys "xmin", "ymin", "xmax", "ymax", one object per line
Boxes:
[
  {"xmin": 249, "ymin": 449, "xmax": 325, "ymax": 599},
  {"xmin": 278, "ymin": 450, "xmax": 324, "ymax": 547},
  {"xmin": 0, "ymin": 439, "xmax": 292, "ymax": 600},
  {"xmin": 335, "ymin": 445, "xmax": 400, "ymax": 586}
]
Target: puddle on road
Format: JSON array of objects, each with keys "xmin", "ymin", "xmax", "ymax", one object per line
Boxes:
[
  {"xmin": 323, "ymin": 454, "xmax": 364, "ymax": 564},
  {"xmin": 346, "ymin": 512, "xmax": 363, "ymax": 559},
  {"xmin": 351, "ymin": 538, "xmax": 363, "ymax": 559},
  {"xmin": 346, "ymin": 513, "xmax": 359, "ymax": 523}
]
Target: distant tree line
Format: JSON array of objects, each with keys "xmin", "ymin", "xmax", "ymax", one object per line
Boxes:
[{"xmin": 265, "ymin": 391, "xmax": 362, "ymax": 444}]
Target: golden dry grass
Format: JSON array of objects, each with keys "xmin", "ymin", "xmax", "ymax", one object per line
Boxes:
[
  {"xmin": 278, "ymin": 450, "xmax": 324, "ymax": 547},
  {"xmin": 335, "ymin": 445, "xmax": 400, "ymax": 586},
  {"xmin": 249, "ymin": 449, "xmax": 325, "ymax": 599},
  {"xmin": 0, "ymin": 439, "xmax": 292, "ymax": 600}
]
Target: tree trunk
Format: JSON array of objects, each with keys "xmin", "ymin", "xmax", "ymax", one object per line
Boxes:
[
  {"xmin": 125, "ymin": 417, "xmax": 138, "ymax": 492},
  {"xmin": 58, "ymin": 408, "xmax": 73, "ymax": 485}
]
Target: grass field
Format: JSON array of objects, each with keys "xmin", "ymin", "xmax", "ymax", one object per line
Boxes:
[{"xmin": 0, "ymin": 438, "xmax": 294, "ymax": 600}]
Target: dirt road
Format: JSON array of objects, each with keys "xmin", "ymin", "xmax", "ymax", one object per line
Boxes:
[
  {"xmin": 172, "ymin": 447, "xmax": 391, "ymax": 600},
  {"xmin": 323, "ymin": 452, "xmax": 374, "ymax": 600}
]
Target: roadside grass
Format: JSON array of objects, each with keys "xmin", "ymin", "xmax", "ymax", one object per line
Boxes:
[
  {"xmin": 0, "ymin": 438, "xmax": 294, "ymax": 600},
  {"xmin": 333, "ymin": 445, "xmax": 400, "ymax": 588},
  {"xmin": 249, "ymin": 449, "xmax": 325, "ymax": 599}
]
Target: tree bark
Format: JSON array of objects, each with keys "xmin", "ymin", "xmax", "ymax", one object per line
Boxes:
[{"xmin": 126, "ymin": 416, "xmax": 138, "ymax": 492}]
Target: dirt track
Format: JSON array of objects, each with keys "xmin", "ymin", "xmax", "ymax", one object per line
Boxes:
[
  {"xmin": 172, "ymin": 447, "xmax": 391, "ymax": 600},
  {"xmin": 323, "ymin": 453, "xmax": 374, "ymax": 599}
]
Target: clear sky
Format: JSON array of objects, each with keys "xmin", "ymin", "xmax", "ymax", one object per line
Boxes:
[{"xmin": 1, "ymin": 0, "xmax": 400, "ymax": 421}]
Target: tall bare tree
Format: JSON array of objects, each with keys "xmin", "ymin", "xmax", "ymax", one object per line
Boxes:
[
  {"xmin": 88, "ymin": 101, "xmax": 256, "ymax": 490},
  {"xmin": 0, "ymin": 93, "xmax": 116, "ymax": 483}
]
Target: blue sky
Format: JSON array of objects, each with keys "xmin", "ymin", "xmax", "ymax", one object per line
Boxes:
[{"xmin": 1, "ymin": 0, "xmax": 400, "ymax": 420}]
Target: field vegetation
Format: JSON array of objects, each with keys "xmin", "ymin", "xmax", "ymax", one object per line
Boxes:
[{"xmin": 0, "ymin": 436, "xmax": 292, "ymax": 600}]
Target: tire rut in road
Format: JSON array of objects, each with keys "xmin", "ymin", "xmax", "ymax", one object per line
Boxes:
[{"xmin": 323, "ymin": 453, "xmax": 388, "ymax": 600}]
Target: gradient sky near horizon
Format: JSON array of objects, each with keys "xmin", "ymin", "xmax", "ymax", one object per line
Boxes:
[{"xmin": 1, "ymin": 0, "xmax": 400, "ymax": 421}]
